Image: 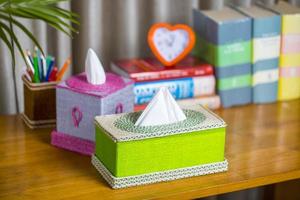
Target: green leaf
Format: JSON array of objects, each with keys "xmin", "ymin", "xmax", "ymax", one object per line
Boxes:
[
  {"xmin": 0, "ymin": 21, "xmax": 26, "ymax": 63},
  {"xmin": 0, "ymin": 8, "xmax": 34, "ymax": 18},
  {"xmin": 0, "ymin": 13, "xmax": 45, "ymax": 55},
  {"xmin": 0, "ymin": 0, "xmax": 79, "ymax": 35},
  {"xmin": 18, "ymin": 8, "xmax": 73, "ymax": 35},
  {"xmin": 47, "ymin": 6, "xmax": 80, "ymax": 25},
  {"xmin": 0, "ymin": 25, "xmax": 13, "ymax": 56},
  {"xmin": 54, "ymin": 6, "xmax": 79, "ymax": 18},
  {"xmin": 0, "ymin": 0, "xmax": 79, "ymax": 68},
  {"xmin": 27, "ymin": 6, "xmax": 78, "ymax": 32}
]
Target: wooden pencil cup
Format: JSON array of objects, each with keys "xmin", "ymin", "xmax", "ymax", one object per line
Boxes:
[{"xmin": 22, "ymin": 76, "xmax": 58, "ymax": 129}]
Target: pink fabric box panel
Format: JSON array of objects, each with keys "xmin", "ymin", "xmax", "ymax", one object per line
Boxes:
[
  {"xmin": 56, "ymin": 73, "xmax": 134, "ymax": 142},
  {"xmin": 51, "ymin": 130, "xmax": 95, "ymax": 155}
]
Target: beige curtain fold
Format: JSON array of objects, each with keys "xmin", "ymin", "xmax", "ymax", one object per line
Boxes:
[{"xmin": 72, "ymin": 0, "xmax": 199, "ymax": 74}]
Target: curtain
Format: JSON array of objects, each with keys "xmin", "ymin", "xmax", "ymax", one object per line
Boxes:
[
  {"xmin": 1, "ymin": 0, "xmax": 298, "ymax": 114},
  {"xmin": 0, "ymin": 0, "xmax": 201, "ymax": 114}
]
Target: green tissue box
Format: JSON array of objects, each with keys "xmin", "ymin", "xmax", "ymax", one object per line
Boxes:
[{"xmin": 92, "ymin": 105, "xmax": 228, "ymax": 189}]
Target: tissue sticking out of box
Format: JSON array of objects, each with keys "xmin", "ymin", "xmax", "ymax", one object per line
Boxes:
[
  {"xmin": 135, "ymin": 87, "xmax": 187, "ymax": 126},
  {"xmin": 85, "ymin": 48, "xmax": 106, "ymax": 85}
]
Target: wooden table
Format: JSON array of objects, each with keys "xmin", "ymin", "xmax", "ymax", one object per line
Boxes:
[{"xmin": 0, "ymin": 100, "xmax": 300, "ymax": 199}]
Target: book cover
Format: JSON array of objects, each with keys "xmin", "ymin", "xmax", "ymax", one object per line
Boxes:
[
  {"xmin": 134, "ymin": 95, "xmax": 221, "ymax": 111},
  {"xmin": 111, "ymin": 56, "xmax": 213, "ymax": 82},
  {"xmin": 263, "ymin": 1, "xmax": 300, "ymax": 100},
  {"xmin": 235, "ymin": 5, "xmax": 281, "ymax": 104},
  {"xmin": 134, "ymin": 75, "xmax": 215, "ymax": 105},
  {"xmin": 193, "ymin": 6, "xmax": 252, "ymax": 67},
  {"xmin": 193, "ymin": 6, "xmax": 252, "ymax": 108}
]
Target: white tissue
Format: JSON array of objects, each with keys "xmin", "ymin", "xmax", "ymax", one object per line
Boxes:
[
  {"xmin": 85, "ymin": 48, "xmax": 106, "ymax": 85},
  {"xmin": 135, "ymin": 87, "xmax": 187, "ymax": 126}
]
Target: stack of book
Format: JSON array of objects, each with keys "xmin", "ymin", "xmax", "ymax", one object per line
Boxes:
[
  {"xmin": 111, "ymin": 56, "xmax": 221, "ymax": 111},
  {"xmin": 193, "ymin": 6, "xmax": 252, "ymax": 108}
]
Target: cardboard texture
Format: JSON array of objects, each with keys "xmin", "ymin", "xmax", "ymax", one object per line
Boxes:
[{"xmin": 193, "ymin": 6, "xmax": 252, "ymax": 107}]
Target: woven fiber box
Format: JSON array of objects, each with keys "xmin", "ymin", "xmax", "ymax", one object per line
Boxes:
[
  {"xmin": 22, "ymin": 75, "xmax": 57, "ymax": 129},
  {"xmin": 193, "ymin": 7, "xmax": 252, "ymax": 107},
  {"xmin": 235, "ymin": 5, "xmax": 281, "ymax": 104},
  {"xmin": 264, "ymin": 1, "xmax": 300, "ymax": 100},
  {"xmin": 51, "ymin": 72, "xmax": 134, "ymax": 155},
  {"xmin": 92, "ymin": 105, "xmax": 228, "ymax": 189}
]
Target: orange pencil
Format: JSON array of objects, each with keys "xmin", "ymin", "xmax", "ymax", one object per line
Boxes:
[{"xmin": 56, "ymin": 57, "xmax": 71, "ymax": 81}]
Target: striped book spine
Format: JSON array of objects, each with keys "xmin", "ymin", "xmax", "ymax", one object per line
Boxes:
[
  {"xmin": 235, "ymin": 5, "xmax": 281, "ymax": 104},
  {"xmin": 193, "ymin": 7, "xmax": 252, "ymax": 108},
  {"xmin": 277, "ymin": 4, "xmax": 300, "ymax": 100}
]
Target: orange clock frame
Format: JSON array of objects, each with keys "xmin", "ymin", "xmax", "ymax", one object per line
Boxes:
[{"xmin": 148, "ymin": 23, "xmax": 196, "ymax": 67}]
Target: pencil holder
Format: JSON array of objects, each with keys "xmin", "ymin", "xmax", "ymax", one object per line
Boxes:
[{"xmin": 22, "ymin": 75, "xmax": 58, "ymax": 129}]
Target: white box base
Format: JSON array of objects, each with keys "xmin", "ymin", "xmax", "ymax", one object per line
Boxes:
[{"xmin": 91, "ymin": 154, "xmax": 228, "ymax": 189}]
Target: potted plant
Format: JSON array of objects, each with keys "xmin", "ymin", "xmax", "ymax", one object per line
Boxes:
[{"xmin": 0, "ymin": 0, "xmax": 79, "ymax": 113}]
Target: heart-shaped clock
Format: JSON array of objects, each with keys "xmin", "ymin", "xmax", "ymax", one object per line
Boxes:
[{"xmin": 148, "ymin": 23, "xmax": 195, "ymax": 66}]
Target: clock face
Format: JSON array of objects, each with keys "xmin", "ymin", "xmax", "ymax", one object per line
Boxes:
[
  {"xmin": 148, "ymin": 23, "xmax": 195, "ymax": 66},
  {"xmin": 153, "ymin": 28, "xmax": 189, "ymax": 62}
]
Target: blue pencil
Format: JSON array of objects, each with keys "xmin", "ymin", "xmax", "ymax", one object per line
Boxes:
[{"xmin": 45, "ymin": 57, "xmax": 55, "ymax": 82}]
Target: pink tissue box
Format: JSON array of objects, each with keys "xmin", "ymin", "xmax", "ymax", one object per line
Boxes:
[{"xmin": 51, "ymin": 72, "xmax": 134, "ymax": 155}]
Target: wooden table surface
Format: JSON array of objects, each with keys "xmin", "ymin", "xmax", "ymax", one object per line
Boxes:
[{"xmin": 0, "ymin": 100, "xmax": 300, "ymax": 199}]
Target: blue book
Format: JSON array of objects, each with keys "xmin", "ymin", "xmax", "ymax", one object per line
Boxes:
[
  {"xmin": 235, "ymin": 5, "xmax": 281, "ymax": 104},
  {"xmin": 193, "ymin": 6, "xmax": 252, "ymax": 108},
  {"xmin": 134, "ymin": 76, "xmax": 216, "ymax": 105}
]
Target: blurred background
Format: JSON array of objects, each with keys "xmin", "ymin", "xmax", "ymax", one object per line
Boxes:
[{"xmin": 2, "ymin": 0, "xmax": 299, "ymax": 115}]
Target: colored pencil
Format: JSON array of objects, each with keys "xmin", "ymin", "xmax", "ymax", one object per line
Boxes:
[
  {"xmin": 49, "ymin": 67, "xmax": 58, "ymax": 82},
  {"xmin": 35, "ymin": 47, "xmax": 44, "ymax": 82},
  {"xmin": 24, "ymin": 51, "xmax": 35, "ymax": 74},
  {"xmin": 56, "ymin": 57, "xmax": 71, "ymax": 81},
  {"xmin": 33, "ymin": 54, "xmax": 40, "ymax": 83},
  {"xmin": 41, "ymin": 54, "xmax": 47, "ymax": 79},
  {"xmin": 45, "ymin": 57, "xmax": 55, "ymax": 82}
]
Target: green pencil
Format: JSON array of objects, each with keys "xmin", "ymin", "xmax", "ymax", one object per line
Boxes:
[{"xmin": 33, "ymin": 55, "xmax": 40, "ymax": 83}]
